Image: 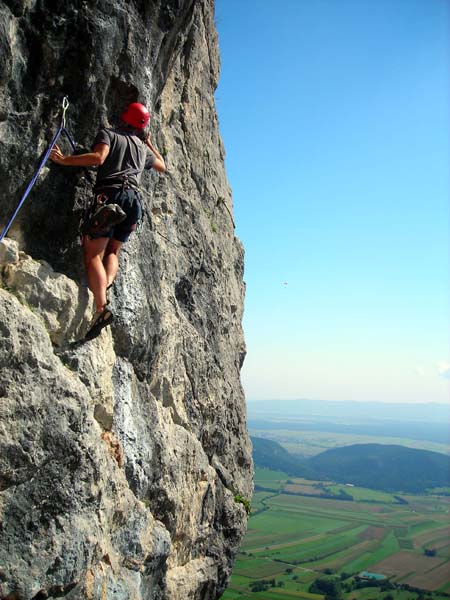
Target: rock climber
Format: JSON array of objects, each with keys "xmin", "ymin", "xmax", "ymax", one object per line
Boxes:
[{"xmin": 49, "ymin": 102, "xmax": 165, "ymax": 340}]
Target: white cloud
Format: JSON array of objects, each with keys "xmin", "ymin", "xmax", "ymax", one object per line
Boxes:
[
  {"xmin": 415, "ymin": 366, "xmax": 426, "ymax": 377},
  {"xmin": 437, "ymin": 361, "xmax": 450, "ymax": 379}
]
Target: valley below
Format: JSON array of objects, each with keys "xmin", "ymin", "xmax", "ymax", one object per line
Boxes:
[
  {"xmin": 223, "ymin": 467, "xmax": 450, "ymax": 600},
  {"xmin": 223, "ymin": 401, "xmax": 450, "ymax": 599}
]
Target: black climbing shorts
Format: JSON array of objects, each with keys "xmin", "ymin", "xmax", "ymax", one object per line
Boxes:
[{"xmin": 90, "ymin": 187, "xmax": 143, "ymax": 243}]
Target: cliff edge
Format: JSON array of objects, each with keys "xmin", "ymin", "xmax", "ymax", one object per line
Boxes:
[{"xmin": 0, "ymin": 1, "xmax": 252, "ymax": 598}]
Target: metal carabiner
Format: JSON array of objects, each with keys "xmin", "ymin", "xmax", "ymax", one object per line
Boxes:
[{"xmin": 61, "ymin": 96, "xmax": 69, "ymax": 127}]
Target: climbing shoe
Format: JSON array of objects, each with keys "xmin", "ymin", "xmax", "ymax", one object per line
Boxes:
[
  {"xmin": 82, "ymin": 203, "xmax": 126, "ymax": 237},
  {"xmin": 84, "ymin": 305, "xmax": 114, "ymax": 341}
]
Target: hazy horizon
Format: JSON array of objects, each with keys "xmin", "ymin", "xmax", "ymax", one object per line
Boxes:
[
  {"xmin": 246, "ymin": 398, "xmax": 450, "ymax": 441},
  {"xmin": 246, "ymin": 397, "xmax": 449, "ymax": 406}
]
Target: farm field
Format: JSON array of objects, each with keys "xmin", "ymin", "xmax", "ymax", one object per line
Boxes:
[
  {"xmin": 222, "ymin": 468, "xmax": 450, "ymax": 600},
  {"xmin": 324, "ymin": 485, "xmax": 399, "ymax": 503}
]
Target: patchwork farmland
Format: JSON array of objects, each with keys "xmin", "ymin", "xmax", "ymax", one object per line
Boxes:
[{"xmin": 223, "ymin": 468, "xmax": 450, "ymax": 600}]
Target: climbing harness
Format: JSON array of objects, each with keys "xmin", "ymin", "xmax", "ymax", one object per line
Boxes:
[
  {"xmin": 0, "ymin": 97, "xmax": 79, "ymax": 242},
  {"xmin": 80, "ymin": 174, "xmax": 141, "ymax": 240},
  {"xmin": 80, "ymin": 201, "xmax": 127, "ymax": 237}
]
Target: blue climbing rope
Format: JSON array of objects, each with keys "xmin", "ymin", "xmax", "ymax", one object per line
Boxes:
[{"xmin": 0, "ymin": 97, "xmax": 76, "ymax": 242}]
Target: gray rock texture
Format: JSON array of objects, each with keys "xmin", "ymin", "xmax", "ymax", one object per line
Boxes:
[{"xmin": 0, "ymin": 1, "xmax": 252, "ymax": 599}]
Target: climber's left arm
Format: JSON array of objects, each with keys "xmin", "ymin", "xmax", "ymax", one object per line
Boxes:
[{"xmin": 145, "ymin": 133, "xmax": 165, "ymax": 172}]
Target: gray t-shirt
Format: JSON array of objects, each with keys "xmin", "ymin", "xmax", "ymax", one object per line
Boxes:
[{"xmin": 92, "ymin": 128, "xmax": 155, "ymax": 189}]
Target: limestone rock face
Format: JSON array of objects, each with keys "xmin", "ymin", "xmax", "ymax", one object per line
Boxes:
[{"xmin": 0, "ymin": 1, "xmax": 252, "ymax": 599}]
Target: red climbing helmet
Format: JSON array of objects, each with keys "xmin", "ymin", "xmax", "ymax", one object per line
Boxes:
[{"xmin": 120, "ymin": 102, "xmax": 150, "ymax": 129}]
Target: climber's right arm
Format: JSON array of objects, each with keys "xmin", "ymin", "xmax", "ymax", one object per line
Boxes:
[{"xmin": 49, "ymin": 143, "xmax": 109, "ymax": 167}]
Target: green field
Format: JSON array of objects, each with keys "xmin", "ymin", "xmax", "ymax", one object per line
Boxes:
[
  {"xmin": 255, "ymin": 467, "xmax": 290, "ymax": 483},
  {"xmin": 222, "ymin": 468, "xmax": 450, "ymax": 600},
  {"xmin": 324, "ymin": 485, "xmax": 398, "ymax": 503}
]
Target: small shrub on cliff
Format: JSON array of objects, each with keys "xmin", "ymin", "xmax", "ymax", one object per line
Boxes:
[{"xmin": 234, "ymin": 494, "xmax": 251, "ymax": 514}]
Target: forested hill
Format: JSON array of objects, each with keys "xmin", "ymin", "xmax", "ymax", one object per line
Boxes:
[
  {"xmin": 252, "ymin": 437, "xmax": 450, "ymax": 493},
  {"xmin": 251, "ymin": 437, "xmax": 312, "ymax": 478},
  {"xmin": 309, "ymin": 443, "xmax": 450, "ymax": 492}
]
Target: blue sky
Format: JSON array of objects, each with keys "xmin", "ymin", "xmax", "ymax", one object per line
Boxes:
[{"xmin": 215, "ymin": 0, "xmax": 449, "ymax": 404}]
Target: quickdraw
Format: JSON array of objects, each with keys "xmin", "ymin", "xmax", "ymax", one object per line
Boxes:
[{"xmin": 0, "ymin": 97, "xmax": 81, "ymax": 242}]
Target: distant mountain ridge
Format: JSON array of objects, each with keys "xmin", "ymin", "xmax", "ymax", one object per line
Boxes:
[
  {"xmin": 248, "ymin": 418, "xmax": 450, "ymax": 444},
  {"xmin": 247, "ymin": 400, "xmax": 450, "ymax": 445},
  {"xmin": 252, "ymin": 437, "xmax": 450, "ymax": 493},
  {"xmin": 247, "ymin": 399, "xmax": 450, "ymax": 424}
]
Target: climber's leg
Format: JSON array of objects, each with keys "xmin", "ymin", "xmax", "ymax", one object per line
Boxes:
[
  {"xmin": 83, "ymin": 236, "xmax": 110, "ymax": 312},
  {"xmin": 103, "ymin": 238, "xmax": 123, "ymax": 288}
]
